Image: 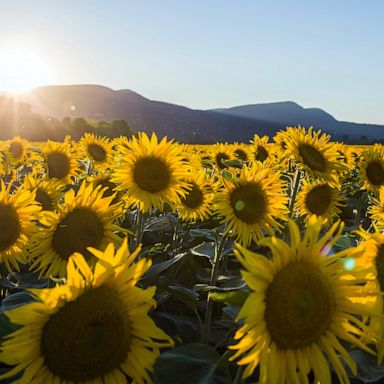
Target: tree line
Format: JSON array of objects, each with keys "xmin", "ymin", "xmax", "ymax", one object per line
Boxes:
[{"xmin": 0, "ymin": 96, "xmax": 133, "ymax": 141}]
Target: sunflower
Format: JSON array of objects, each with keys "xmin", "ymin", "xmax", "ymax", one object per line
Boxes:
[
  {"xmin": 334, "ymin": 143, "xmax": 355, "ymax": 172},
  {"xmin": 285, "ymin": 126, "xmax": 345, "ymax": 180},
  {"xmin": 295, "ymin": 179, "xmax": 344, "ymax": 226},
  {"xmin": 88, "ymin": 170, "xmax": 133, "ymax": 209},
  {"xmin": 31, "ymin": 181, "xmax": 125, "ymax": 277},
  {"xmin": 211, "ymin": 143, "xmax": 232, "ymax": 170},
  {"xmin": 354, "ymin": 230, "xmax": 384, "ymax": 362},
  {"xmin": 79, "ymin": 133, "xmax": 114, "ymax": 169},
  {"xmin": 368, "ymin": 187, "xmax": 384, "ymax": 230},
  {"xmin": 5, "ymin": 136, "xmax": 29, "ymax": 165},
  {"xmin": 0, "ymin": 239, "xmax": 173, "ymax": 384},
  {"xmin": 359, "ymin": 147, "xmax": 384, "ymax": 194},
  {"xmin": 0, "ymin": 181, "xmax": 41, "ymax": 272},
  {"xmin": 232, "ymin": 143, "xmax": 250, "ymax": 162},
  {"xmin": 215, "ymin": 165, "xmax": 288, "ymax": 246},
  {"xmin": 42, "ymin": 140, "xmax": 82, "ymax": 183},
  {"xmin": 250, "ymin": 135, "xmax": 270, "ymax": 163},
  {"xmin": 230, "ymin": 219, "xmax": 379, "ymax": 383},
  {"xmin": 23, "ymin": 174, "xmax": 63, "ymax": 211},
  {"xmin": 176, "ymin": 171, "xmax": 214, "ymax": 222},
  {"xmin": 112, "ymin": 132, "xmax": 189, "ymax": 211}
]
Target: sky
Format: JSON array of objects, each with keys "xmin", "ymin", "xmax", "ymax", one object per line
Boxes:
[{"xmin": 0, "ymin": 0, "xmax": 383, "ymax": 124}]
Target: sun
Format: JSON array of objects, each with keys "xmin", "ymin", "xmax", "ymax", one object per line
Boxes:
[{"xmin": 0, "ymin": 49, "xmax": 53, "ymax": 94}]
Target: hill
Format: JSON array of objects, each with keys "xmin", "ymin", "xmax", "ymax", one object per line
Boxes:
[
  {"xmin": 15, "ymin": 85, "xmax": 384, "ymax": 143},
  {"xmin": 20, "ymin": 85, "xmax": 279, "ymax": 143}
]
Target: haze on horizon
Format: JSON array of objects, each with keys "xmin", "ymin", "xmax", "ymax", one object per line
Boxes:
[{"xmin": 0, "ymin": 0, "xmax": 383, "ymax": 125}]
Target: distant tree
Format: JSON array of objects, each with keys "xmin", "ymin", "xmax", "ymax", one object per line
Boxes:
[
  {"xmin": 341, "ymin": 134, "xmax": 349, "ymax": 143},
  {"xmin": 71, "ymin": 117, "xmax": 95, "ymax": 140},
  {"xmin": 110, "ymin": 119, "xmax": 133, "ymax": 138},
  {"xmin": 360, "ymin": 135, "xmax": 369, "ymax": 144}
]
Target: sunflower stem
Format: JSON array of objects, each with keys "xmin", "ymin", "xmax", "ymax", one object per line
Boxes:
[
  {"xmin": 134, "ymin": 208, "xmax": 144, "ymax": 249},
  {"xmin": 233, "ymin": 365, "xmax": 246, "ymax": 384},
  {"xmin": 354, "ymin": 190, "xmax": 367, "ymax": 228},
  {"xmin": 289, "ymin": 167, "xmax": 301, "ymax": 217},
  {"xmin": 202, "ymin": 226, "xmax": 228, "ymax": 344}
]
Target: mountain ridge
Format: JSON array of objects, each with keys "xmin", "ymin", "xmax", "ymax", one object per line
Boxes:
[{"xmin": 14, "ymin": 84, "xmax": 384, "ymax": 143}]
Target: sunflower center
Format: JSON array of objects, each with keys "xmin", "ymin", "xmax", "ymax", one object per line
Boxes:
[
  {"xmin": 41, "ymin": 285, "xmax": 131, "ymax": 382},
  {"xmin": 88, "ymin": 144, "xmax": 107, "ymax": 162},
  {"xmin": 255, "ymin": 145, "xmax": 268, "ymax": 162},
  {"xmin": 181, "ymin": 183, "xmax": 204, "ymax": 209},
  {"xmin": 216, "ymin": 153, "xmax": 230, "ymax": 169},
  {"xmin": 47, "ymin": 152, "xmax": 71, "ymax": 180},
  {"xmin": 9, "ymin": 142, "xmax": 23, "ymax": 159},
  {"xmin": 0, "ymin": 204, "xmax": 21, "ymax": 251},
  {"xmin": 366, "ymin": 161, "xmax": 384, "ymax": 186},
  {"xmin": 234, "ymin": 149, "xmax": 248, "ymax": 161},
  {"xmin": 375, "ymin": 244, "xmax": 384, "ymax": 292},
  {"xmin": 305, "ymin": 184, "xmax": 333, "ymax": 215},
  {"xmin": 52, "ymin": 208, "xmax": 104, "ymax": 260},
  {"xmin": 265, "ymin": 261, "xmax": 335, "ymax": 350},
  {"xmin": 133, "ymin": 156, "xmax": 171, "ymax": 193},
  {"xmin": 230, "ymin": 183, "xmax": 267, "ymax": 224},
  {"xmin": 36, "ymin": 188, "xmax": 54, "ymax": 211},
  {"xmin": 298, "ymin": 144, "xmax": 327, "ymax": 172}
]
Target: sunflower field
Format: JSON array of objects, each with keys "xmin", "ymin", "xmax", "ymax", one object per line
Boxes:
[{"xmin": 1, "ymin": 127, "xmax": 384, "ymax": 383}]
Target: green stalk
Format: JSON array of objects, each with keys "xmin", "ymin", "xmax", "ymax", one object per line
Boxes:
[
  {"xmin": 233, "ymin": 365, "xmax": 246, "ymax": 384},
  {"xmin": 202, "ymin": 227, "xmax": 227, "ymax": 343},
  {"xmin": 288, "ymin": 167, "xmax": 301, "ymax": 217},
  {"xmin": 134, "ymin": 207, "xmax": 144, "ymax": 250}
]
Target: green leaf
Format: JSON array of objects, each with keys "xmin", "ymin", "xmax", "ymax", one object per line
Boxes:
[
  {"xmin": 0, "ymin": 312, "xmax": 19, "ymax": 341},
  {"xmin": 154, "ymin": 343, "xmax": 223, "ymax": 384},
  {"xmin": 210, "ymin": 291, "xmax": 249, "ymax": 306},
  {"xmin": 165, "ymin": 286, "xmax": 199, "ymax": 309},
  {"xmin": 348, "ymin": 348, "xmax": 384, "ymax": 383},
  {"xmin": 191, "ymin": 241, "xmax": 234, "ymax": 259},
  {"xmin": 333, "ymin": 234, "xmax": 357, "ymax": 251},
  {"xmin": 194, "ymin": 278, "xmax": 246, "ymax": 293},
  {"xmin": 0, "ymin": 291, "xmax": 36, "ymax": 312},
  {"xmin": 144, "ymin": 252, "xmax": 188, "ymax": 279},
  {"xmin": 221, "ymin": 170, "xmax": 233, "ymax": 182},
  {"xmin": 144, "ymin": 214, "xmax": 177, "ymax": 232},
  {"xmin": 189, "ymin": 229, "xmax": 216, "ymax": 241},
  {"xmin": 222, "ymin": 159, "xmax": 243, "ymax": 169},
  {"xmin": 191, "ymin": 242, "xmax": 215, "ymax": 259}
]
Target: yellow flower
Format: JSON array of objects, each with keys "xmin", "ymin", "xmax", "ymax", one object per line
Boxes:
[
  {"xmin": 334, "ymin": 143, "xmax": 355, "ymax": 172},
  {"xmin": 211, "ymin": 142, "xmax": 232, "ymax": 170},
  {"xmin": 31, "ymin": 181, "xmax": 125, "ymax": 277},
  {"xmin": 23, "ymin": 174, "xmax": 63, "ymax": 211},
  {"xmin": 250, "ymin": 135, "xmax": 270, "ymax": 163},
  {"xmin": 5, "ymin": 136, "xmax": 29, "ymax": 165},
  {"xmin": 231, "ymin": 143, "xmax": 250, "ymax": 162},
  {"xmin": 231, "ymin": 219, "xmax": 379, "ymax": 383},
  {"xmin": 285, "ymin": 126, "xmax": 345, "ymax": 180},
  {"xmin": 215, "ymin": 165, "xmax": 288, "ymax": 246},
  {"xmin": 354, "ymin": 230, "xmax": 384, "ymax": 362},
  {"xmin": 0, "ymin": 181, "xmax": 41, "ymax": 272},
  {"xmin": 79, "ymin": 133, "xmax": 114, "ymax": 169},
  {"xmin": 368, "ymin": 186, "xmax": 384, "ymax": 229},
  {"xmin": 176, "ymin": 171, "xmax": 214, "ymax": 222},
  {"xmin": 295, "ymin": 179, "xmax": 344, "ymax": 226},
  {"xmin": 42, "ymin": 140, "xmax": 82, "ymax": 183},
  {"xmin": 112, "ymin": 132, "xmax": 189, "ymax": 211},
  {"xmin": 0, "ymin": 240, "xmax": 173, "ymax": 384},
  {"xmin": 359, "ymin": 147, "xmax": 384, "ymax": 194}
]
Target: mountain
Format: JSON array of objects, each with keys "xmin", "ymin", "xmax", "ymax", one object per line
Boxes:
[
  {"xmin": 18, "ymin": 85, "xmax": 384, "ymax": 143},
  {"xmin": 19, "ymin": 85, "xmax": 280, "ymax": 143},
  {"xmin": 212, "ymin": 102, "xmax": 384, "ymax": 140}
]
